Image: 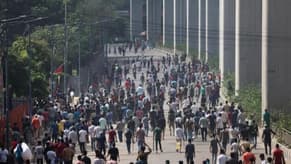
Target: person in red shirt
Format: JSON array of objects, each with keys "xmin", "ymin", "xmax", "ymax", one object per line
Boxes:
[
  {"xmin": 125, "ymin": 79, "xmax": 131, "ymax": 91},
  {"xmin": 31, "ymin": 115, "xmax": 41, "ymax": 138},
  {"xmin": 55, "ymin": 139, "xmax": 67, "ymax": 162},
  {"xmin": 272, "ymin": 144, "xmax": 286, "ymax": 164},
  {"xmin": 242, "ymin": 147, "xmax": 256, "ymax": 164},
  {"xmin": 108, "ymin": 126, "xmax": 116, "ymax": 147}
]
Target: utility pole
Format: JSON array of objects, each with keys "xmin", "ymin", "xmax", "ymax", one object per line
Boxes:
[
  {"xmin": 26, "ymin": 24, "xmax": 32, "ymax": 118},
  {"xmin": 4, "ymin": 0, "xmax": 9, "ymax": 148},
  {"xmin": 49, "ymin": 26, "xmax": 55, "ymax": 101},
  {"xmin": 78, "ymin": 23, "xmax": 81, "ymax": 96},
  {"xmin": 64, "ymin": 1, "xmax": 68, "ymax": 102}
]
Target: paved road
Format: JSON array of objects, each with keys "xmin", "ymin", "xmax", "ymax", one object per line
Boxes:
[{"xmin": 74, "ymin": 49, "xmax": 274, "ymax": 164}]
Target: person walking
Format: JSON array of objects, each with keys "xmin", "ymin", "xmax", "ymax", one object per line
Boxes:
[
  {"xmin": 136, "ymin": 124, "xmax": 146, "ymax": 152},
  {"xmin": 199, "ymin": 113, "xmax": 209, "ymax": 142},
  {"xmin": 142, "ymin": 114, "xmax": 149, "ymax": 136},
  {"xmin": 263, "ymin": 109, "xmax": 271, "ymax": 128},
  {"xmin": 226, "ymin": 152, "xmax": 239, "ymax": 164},
  {"xmin": 34, "ymin": 141, "xmax": 44, "ymax": 164},
  {"xmin": 175, "ymin": 125, "xmax": 184, "ymax": 153},
  {"xmin": 79, "ymin": 127, "xmax": 88, "ymax": 153},
  {"xmin": 93, "ymin": 150, "xmax": 106, "ymax": 164},
  {"xmin": 81, "ymin": 151, "xmax": 91, "ymax": 164},
  {"xmin": 107, "ymin": 143, "xmax": 120, "ymax": 162},
  {"xmin": 136, "ymin": 143, "xmax": 152, "ymax": 164},
  {"xmin": 242, "ymin": 147, "xmax": 256, "ymax": 164},
  {"xmin": 108, "ymin": 126, "xmax": 117, "ymax": 148},
  {"xmin": 124, "ymin": 128, "xmax": 133, "ymax": 154},
  {"xmin": 230, "ymin": 138, "xmax": 239, "ymax": 161},
  {"xmin": 62, "ymin": 144, "xmax": 75, "ymax": 164},
  {"xmin": 0, "ymin": 145, "xmax": 8, "ymax": 164},
  {"xmin": 221, "ymin": 128, "xmax": 229, "ymax": 152},
  {"xmin": 272, "ymin": 144, "xmax": 286, "ymax": 164},
  {"xmin": 97, "ymin": 131, "xmax": 107, "ymax": 156},
  {"xmin": 31, "ymin": 115, "xmax": 41, "ymax": 139},
  {"xmin": 88, "ymin": 123, "xmax": 96, "ymax": 151},
  {"xmin": 209, "ymin": 135, "xmax": 219, "ymax": 164},
  {"xmin": 262, "ymin": 125, "xmax": 276, "ymax": 155},
  {"xmin": 115, "ymin": 121, "xmax": 124, "ymax": 142},
  {"xmin": 249, "ymin": 120, "xmax": 259, "ymax": 148},
  {"xmin": 217, "ymin": 149, "xmax": 228, "ymax": 164},
  {"xmin": 153, "ymin": 125, "xmax": 163, "ymax": 153},
  {"xmin": 185, "ymin": 139, "xmax": 195, "ymax": 164}
]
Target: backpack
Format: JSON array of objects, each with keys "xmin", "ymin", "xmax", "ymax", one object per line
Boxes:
[{"xmin": 15, "ymin": 144, "xmax": 23, "ymax": 159}]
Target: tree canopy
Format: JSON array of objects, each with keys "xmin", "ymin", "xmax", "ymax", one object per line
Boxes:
[{"xmin": 1, "ymin": 0, "xmax": 129, "ymax": 99}]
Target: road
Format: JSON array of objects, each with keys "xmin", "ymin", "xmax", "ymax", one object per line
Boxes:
[{"xmin": 74, "ymin": 48, "xmax": 274, "ymax": 164}]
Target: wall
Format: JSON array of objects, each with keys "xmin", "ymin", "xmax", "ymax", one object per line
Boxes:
[
  {"xmin": 262, "ymin": 0, "xmax": 291, "ymax": 111},
  {"xmin": 165, "ymin": 0, "xmax": 174, "ymax": 48},
  {"xmin": 189, "ymin": 0, "xmax": 199, "ymax": 53},
  {"xmin": 235, "ymin": 0, "xmax": 261, "ymax": 92},
  {"xmin": 132, "ymin": 0, "xmax": 145, "ymax": 38}
]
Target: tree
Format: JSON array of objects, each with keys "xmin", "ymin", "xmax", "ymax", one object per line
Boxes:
[
  {"xmin": 8, "ymin": 37, "xmax": 51, "ymax": 98},
  {"xmin": 3, "ymin": 0, "xmax": 130, "ymax": 99}
]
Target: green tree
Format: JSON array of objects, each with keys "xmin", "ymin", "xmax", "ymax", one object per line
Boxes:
[{"xmin": 8, "ymin": 37, "xmax": 50, "ymax": 98}]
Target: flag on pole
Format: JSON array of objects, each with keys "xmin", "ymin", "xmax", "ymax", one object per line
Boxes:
[{"xmin": 53, "ymin": 64, "xmax": 64, "ymax": 75}]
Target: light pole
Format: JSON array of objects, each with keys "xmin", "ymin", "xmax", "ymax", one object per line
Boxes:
[{"xmin": 48, "ymin": 26, "xmax": 56, "ymax": 101}]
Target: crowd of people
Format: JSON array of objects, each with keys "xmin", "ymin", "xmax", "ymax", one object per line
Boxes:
[{"xmin": 0, "ymin": 45, "xmax": 287, "ymax": 164}]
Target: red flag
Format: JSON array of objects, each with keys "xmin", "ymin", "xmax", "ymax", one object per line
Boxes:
[{"xmin": 53, "ymin": 64, "xmax": 64, "ymax": 75}]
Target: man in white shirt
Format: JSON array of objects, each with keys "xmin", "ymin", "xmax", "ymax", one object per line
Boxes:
[
  {"xmin": 230, "ymin": 138, "xmax": 239, "ymax": 161},
  {"xmin": 46, "ymin": 149, "xmax": 56, "ymax": 164},
  {"xmin": 217, "ymin": 149, "xmax": 228, "ymax": 164},
  {"xmin": 220, "ymin": 109, "xmax": 228, "ymax": 127},
  {"xmin": 34, "ymin": 141, "xmax": 44, "ymax": 164},
  {"xmin": 88, "ymin": 123, "xmax": 96, "ymax": 151},
  {"xmin": 175, "ymin": 126, "xmax": 184, "ymax": 152},
  {"xmin": 199, "ymin": 114, "xmax": 209, "ymax": 142},
  {"xmin": 68, "ymin": 128, "xmax": 78, "ymax": 145},
  {"xmin": 217, "ymin": 103, "xmax": 223, "ymax": 112},
  {"xmin": 63, "ymin": 128, "xmax": 70, "ymax": 140},
  {"xmin": 229, "ymin": 127, "xmax": 239, "ymax": 144},
  {"xmin": 78, "ymin": 128, "xmax": 87, "ymax": 153},
  {"xmin": 94, "ymin": 123, "xmax": 103, "ymax": 139},
  {"xmin": 0, "ymin": 146, "xmax": 8, "ymax": 163},
  {"xmin": 216, "ymin": 113, "xmax": 224, "ymax": 138},
  {"xmin": 182, "ymin": 97, "xmax": 190, "ymax": 109}
]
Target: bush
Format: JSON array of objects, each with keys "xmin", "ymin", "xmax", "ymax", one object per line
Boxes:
[
  {"xmin": 222, "ymin": 73, "xmax": 235, "ymax": 100},
  {"xmin": 234, "ymin": 84, "xmax": 261, "ymax": 122}
]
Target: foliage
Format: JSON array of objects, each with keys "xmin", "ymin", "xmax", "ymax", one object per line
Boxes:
[
  {"xmin": 222, "ymin": 73, "xmax": 235, "ymax": 100},
  {"xmin": 1, "ymin": 0, "xmax": 129, "ymax": 98},
  {"xmin": 234, "ymin": 85, "xmax": 261, "ymax": 122},
  {"xmin": 176, "ymin": 44, "xmax": 186, "ymax": 53},
  {"xmin": 272, "ymin": 113, "xmax": 291, "ymax": 131},
  {"xmin": 207, "ymin": 54, "xmax": 219, "ymax": 72},
  {"xmin": 8, "ymin": 37, "xmax": 50, "ymax": 98}
]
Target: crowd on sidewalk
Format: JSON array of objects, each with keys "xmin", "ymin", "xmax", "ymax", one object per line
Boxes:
[{"xmin": 0, "ymin": 46, "xmax": 287, "ymax": 164}]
